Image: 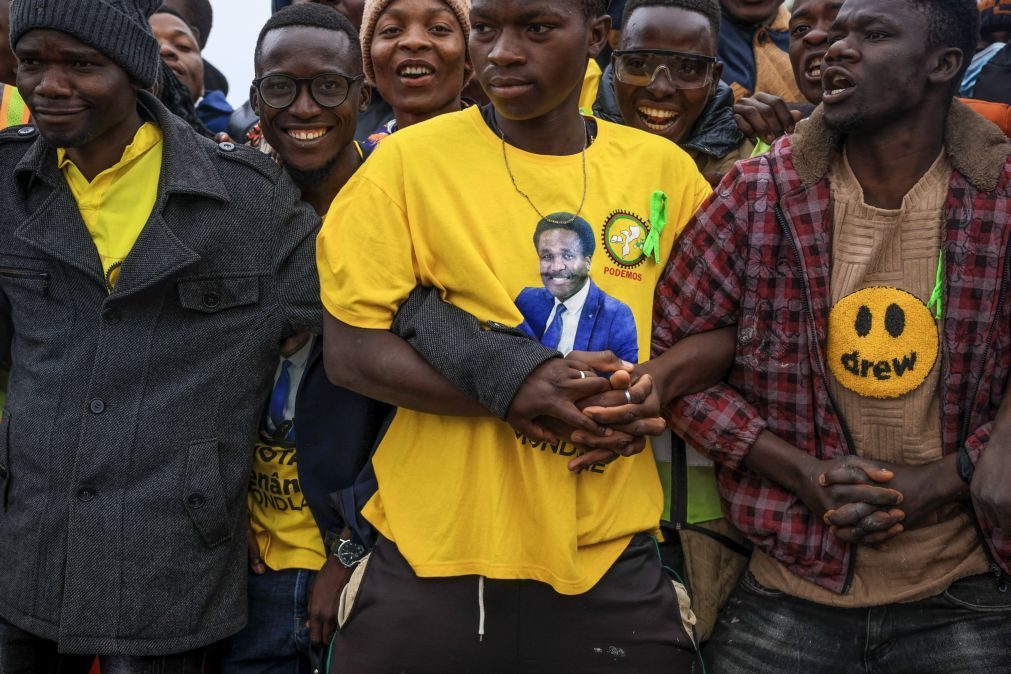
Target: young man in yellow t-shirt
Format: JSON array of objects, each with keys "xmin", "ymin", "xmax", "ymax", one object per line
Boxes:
[{"xmin": 317, "ymin": 0, "xmax": 711, "ymax": 670}]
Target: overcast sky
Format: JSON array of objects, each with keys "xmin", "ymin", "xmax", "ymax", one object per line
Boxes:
[{"xmin": 202, "ymin": 0, "xmax": 273, "ymax": 108}]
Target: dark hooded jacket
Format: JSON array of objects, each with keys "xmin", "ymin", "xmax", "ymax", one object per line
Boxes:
[{"xmin": 594, "ymin": 64, "xmax": 754, "ymax": 176}]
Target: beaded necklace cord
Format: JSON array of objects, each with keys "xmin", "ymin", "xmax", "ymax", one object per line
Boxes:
[{"xmin": 492, "ymin": 109, "xmax": 592, "ymax": 226}]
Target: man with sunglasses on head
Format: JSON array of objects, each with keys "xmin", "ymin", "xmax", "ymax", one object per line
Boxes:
[
  {"xmin": 595, "ymin": 0, "xmax": 754, "ymax": 185},
  {"xmin": 211, "ymin": 6, "xmax": 369, "ymax": 673}
]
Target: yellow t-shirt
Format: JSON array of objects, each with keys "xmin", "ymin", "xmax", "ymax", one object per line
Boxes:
[
  {"xmin": 248, "ymin": 338, "xmax": 328, "ymax": 572},
  {"xmin": 580, "ymin": 59, "xmax": 603, "ymax": 115},
  {"xmin": 248, "ymin": 441, "xmax": 328, "ymax": 572},
  {"xmin": 58, "ymin": 122, "xmax": 163, "ymax": 291},
  {"xmin": 317, "ymin": 106, "xmax": 710, "ymax": 595}
]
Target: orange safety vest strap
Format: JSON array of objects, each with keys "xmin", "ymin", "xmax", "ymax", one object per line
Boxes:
[{"xmin": 0, "ymin": 86, "xmax": 31, "ymax": 130}]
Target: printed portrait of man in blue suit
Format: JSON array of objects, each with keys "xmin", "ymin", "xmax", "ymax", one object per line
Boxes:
[{"xmin": 515, "ymin": 214, "xmax": 639, "ymax": 363}]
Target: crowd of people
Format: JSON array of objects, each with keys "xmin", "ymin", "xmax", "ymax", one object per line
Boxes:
[{"xmin": 0, "ymin": 0, "xmax": 1010, "ymax": 672}]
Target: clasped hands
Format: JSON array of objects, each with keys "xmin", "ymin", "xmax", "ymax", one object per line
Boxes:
[
  {"xmin": 791, "ymin": 454, "xmax": 963, "ymax": 546},
  {"xmin": 505, "ymin": 351, "xmax": 667, "ymax": 472}
]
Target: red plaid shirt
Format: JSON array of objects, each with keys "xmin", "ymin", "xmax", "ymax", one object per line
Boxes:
[{"xmin": 654, "ymin": 103, "xmax": 1011, "ymax": 593}]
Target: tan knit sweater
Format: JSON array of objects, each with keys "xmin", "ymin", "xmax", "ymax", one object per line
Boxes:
[{"xmin": 752, "ymin": 150, "xmax": 988, "ymax": 607}]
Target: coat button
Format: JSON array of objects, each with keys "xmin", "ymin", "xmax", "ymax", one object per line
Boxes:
[
  {"xmin": 103, "ymin": 308, "xmax": 122, "ymax": 325},
  {"xmin": 17, "ymin": 126, "xmax": 35, "ymax": 136},
  {"xmin": 77, "ymin": 487, "xmax": 96, "ymax": 502},
  {"xmin": 202, "ymin": 291, "xmax": 221, "ymax": 309},
  {"xmin": 89, "ymin": 399, "xmax": 105, "ymax": 414},
  {"xmin": 218, "ymin": 141, "xmax": 235, "ymax": 152},
  {"xmin": 186, "ymin": 493, "xmax": 206, "ymax": 509}
]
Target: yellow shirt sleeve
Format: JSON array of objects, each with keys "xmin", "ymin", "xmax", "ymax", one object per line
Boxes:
[{"xmin": 316, "ymin": 163, "xmax": 418, "ymax": 330}]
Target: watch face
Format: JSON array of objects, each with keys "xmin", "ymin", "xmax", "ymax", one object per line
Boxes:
[{"xmin": 338, "ymin": 540, "xmax": 367, "ymax": 567}]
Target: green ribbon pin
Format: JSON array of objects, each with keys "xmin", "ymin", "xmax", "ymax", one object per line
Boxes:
[
  {"xmin": 751, "ymin": 137, "xmax": 772, "ymax": 157},
  {"xmin": 927, "ymin": 249, "xmax": 945, "ymax": 321},
  {"xmin": 643, "ymin": 190, "xmax": 668, "ymax": 264}
]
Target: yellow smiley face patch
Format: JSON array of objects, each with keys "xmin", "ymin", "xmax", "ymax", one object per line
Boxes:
[{"xmin": 827, "ymin": 287, "xmax": 939, "ymax": 399}]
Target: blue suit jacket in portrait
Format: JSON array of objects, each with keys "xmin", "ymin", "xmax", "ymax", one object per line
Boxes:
[{"xmin": 515, "ymin": 281, "xmax": 639, "ymax": 363}]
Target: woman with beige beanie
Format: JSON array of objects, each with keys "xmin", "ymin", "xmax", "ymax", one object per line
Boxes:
[{"xmin": 359, "ymin": 0, "xmax": 472, "ymax": 151}]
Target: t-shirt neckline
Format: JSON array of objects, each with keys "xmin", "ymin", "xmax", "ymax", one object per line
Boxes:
[{"xmin": 470, "ymin": 105, "xmax": 607, "ymax": 167}]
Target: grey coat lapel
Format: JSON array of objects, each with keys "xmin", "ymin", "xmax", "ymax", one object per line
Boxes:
[
  {"xmin": 110, "ymin": 214, "xmax": 201, "ymax": 298},
  {"xmin": 13, "ymin": 140, "xmax": 105, "ymax": 288},
  {"xmin": 112, "ymin": 92, "xmax": 231, "ymax": 299},
  {"xmin": 14, "ymin": 91, "xmax": 233, "ymax": 298}
]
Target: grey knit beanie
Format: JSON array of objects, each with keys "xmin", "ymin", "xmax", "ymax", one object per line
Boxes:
[{"xmin": 10, "ymin": 0, "xmax": 163, "ymax": 87}]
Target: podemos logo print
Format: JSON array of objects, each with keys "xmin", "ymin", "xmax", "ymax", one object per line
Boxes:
[{"xmin": 602, "ymin": 210, "xmax": 649, "ymax": 268}]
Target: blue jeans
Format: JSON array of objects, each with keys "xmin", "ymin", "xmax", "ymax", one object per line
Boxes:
[
  {"xmin": 214, "ymin": 568, "xmax": 318, "ymax": 674},
  {"xmin": 705, "ymin": 571, "xmax": 1011, "ymax": 673}
]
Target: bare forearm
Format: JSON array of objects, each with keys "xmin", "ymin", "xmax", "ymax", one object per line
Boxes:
[
  {"xmin": 323, "ymin": 313, "xmax": 488, "ymax": 417},
  {"xmin": 646, "ymin": 326, "xmax": 736, "ymax": 405},
  {"xmin": 742, "ymin": 429, "xmax": 813, "ymax": 493},
  {"xmin": 923, "ymin": 455, "xmax": 970, "ymax": 506}
]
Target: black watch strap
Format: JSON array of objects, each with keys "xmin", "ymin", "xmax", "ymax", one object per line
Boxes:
[
  {"xmin": 323, "ymin": 530, "xmax": 343, "ymax": 557},
  {"xmin": 957, "ymin": 447, "xmax": 976, "ymax": 485}
]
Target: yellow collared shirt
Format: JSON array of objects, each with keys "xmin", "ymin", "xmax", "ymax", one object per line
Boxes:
[{"xmin": 57, "ymin": 122, "xmax": 163, "ymax": 291}]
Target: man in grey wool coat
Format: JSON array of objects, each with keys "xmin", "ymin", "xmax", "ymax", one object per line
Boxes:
[{"xmin": 0, "ymin": 0, "xmax": 321, "ymax": 670}]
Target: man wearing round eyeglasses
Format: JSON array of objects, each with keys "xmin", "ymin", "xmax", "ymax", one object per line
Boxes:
[
  {"xmin": 212, "ymin": 6, "xmax": 370, "ymax": 674},
  {"xmin": 595, "ymin": 0, "xmax": 755, "ymax": 184},
  {"xmin": 249, "ymin": 9, "xmax": 369, "ymax": 215}
]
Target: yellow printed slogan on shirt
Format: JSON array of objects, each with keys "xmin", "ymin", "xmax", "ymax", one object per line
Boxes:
[
  {"xmin": 248, "ymin": 441, "xmax": 327, "ymax": 572},
  {"xmin": 317, "ymin": 106, "xmax": 710, "ymax": 595}
]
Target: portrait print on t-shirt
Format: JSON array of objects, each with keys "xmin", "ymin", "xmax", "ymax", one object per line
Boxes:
[{"xmin": 515, "ymin": 213, "xmax": 639, "ymax": 363}]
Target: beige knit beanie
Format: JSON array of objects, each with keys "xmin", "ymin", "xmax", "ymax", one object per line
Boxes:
[{"xmin": 360, "ymin": 0, "xmax": 472, "ymax": 86}]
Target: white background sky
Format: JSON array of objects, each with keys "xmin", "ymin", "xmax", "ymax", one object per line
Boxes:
[{"xmin": 202, "ymin": 0, "xmax": 273, "ymax": 108}]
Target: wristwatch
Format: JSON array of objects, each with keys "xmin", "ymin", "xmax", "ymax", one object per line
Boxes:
[{"xmin": 325, "ymin": 530, "xmax": 368, "ymax": 568}]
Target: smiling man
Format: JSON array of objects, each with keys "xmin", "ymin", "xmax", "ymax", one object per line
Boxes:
[
  {"xmin": 516, "ymin": 215, "xmax": 638, "ymax": 361},
  {"xmin": 248, "ymin": 4, "xmax": 368, "ymax": 214},
  {"xmin": 209, "ymin": 8, "xmax": 368, "ymax": 673},
  {"xmin": 654, "ymin": 0, "xmax": 1011, "ymax": 669},
  {"xmin": 0, "ymin": 0, "xmax": 321, "ymax": 669},
  {"xmin": 595, "ymin": 0, "xmax": 755, "ymax": 182},
  {"xmin": 316, "ymin": 0, "xmax": 710, "ymax": 670}
]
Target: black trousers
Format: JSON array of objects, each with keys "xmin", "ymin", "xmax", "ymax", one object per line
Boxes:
[
  {"xmin": 0, "ymin": 619, "xmax": 204, "ymax": 674},
  {"xmin": 330, "ymin": 534, "xmax": 698, "ymax": 674}
]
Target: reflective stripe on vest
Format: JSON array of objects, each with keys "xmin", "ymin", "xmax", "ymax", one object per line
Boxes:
[{"xmin": 0, "ymin": 86, "xmax": 31, "ymax": 130}]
